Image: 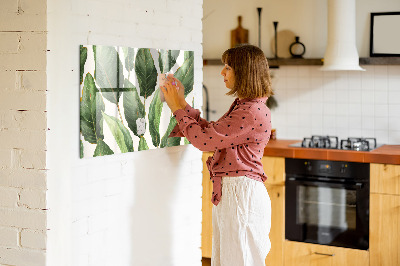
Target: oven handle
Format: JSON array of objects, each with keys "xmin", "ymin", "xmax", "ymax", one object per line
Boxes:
[{"xmin": 286, "ymin": 177, "xmax": 364, "ymax": 189}]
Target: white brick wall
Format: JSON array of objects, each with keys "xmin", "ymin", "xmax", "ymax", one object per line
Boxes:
[
  {"xmin": 3, "ymin": 0, "xmax": 203, "ymax": 264},
  {"xmin": 0, "ymin": 247, "xmax": 46, "ymax": 266},
  {"xmin": 0, "ymin": 169, "xmax": 47, "ymax": 189},
  {"xmin": 0, "ymin": 187, "xmax": 19, "ymax": 208},
  {"xmin": 0, "ymin": 227, "xmax": 19, "ymax": 247},
  {"xmin": 21, "ymin": 229, "xmax": 47, "ymax": 250},
  {"xmin": 46, "ymin": 1, "xmax": 203, "ymax": 266},
  {"xmin": 0, "ymin": 0, "xmax": 48, "ymax": 265}
]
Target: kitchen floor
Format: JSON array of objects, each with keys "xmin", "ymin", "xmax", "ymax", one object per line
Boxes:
[{"xmin": 202, "ymin": 257, "xmax": 211, "ymax": 266}]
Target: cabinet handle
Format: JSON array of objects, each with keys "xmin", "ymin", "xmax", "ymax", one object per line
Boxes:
[{"xmin": 314, "ymin": 252, "xmax": 335, "ymax": 257}]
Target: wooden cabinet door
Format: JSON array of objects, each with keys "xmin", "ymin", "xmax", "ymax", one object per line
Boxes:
[
  {"xmin": 262, "ymin": 156, "xmax": 285, "ymax": 186},
  {"xmin": 202, "ymin": 154, "xmax": 286, "ymax": 263},
  {"xmin": 264, "ymin": 184, "xmax": 284, "ymax": 266},
  {"xmin": 370, "ymin": 163, "xmax": 400, "ymax": 195},
  {"xmin": 284, "ymin": 241, "xmax": 369, "ymax": 266},
  {"xmin": 202, "ymin": 152, "xmax": 213, "ymax": 258},
  {"xmin": 370, "ymin": 193, "xmax": 400, "ymax": 266}
]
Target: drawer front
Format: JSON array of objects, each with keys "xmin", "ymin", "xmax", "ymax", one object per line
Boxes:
[{"xmin": 284, "ymin": 241, "xmax": 369, "ymax": 266}]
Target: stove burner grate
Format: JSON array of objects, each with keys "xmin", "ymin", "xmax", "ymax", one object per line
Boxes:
[
  {"xmin": 340, "ymin": 137, "xmax": 377, "ymax": 151},
  {"xmin": 298, "ymin": 136, "xmax": 378, "ymax": 151},
  {"xmin": 301, "ymin": 135, "xmax": 339, "ymax": 149}
]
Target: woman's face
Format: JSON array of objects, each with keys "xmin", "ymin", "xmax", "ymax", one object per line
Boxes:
[{"xmin": 220, "ymin": 64, "xmax": 235, "ymax": 89}]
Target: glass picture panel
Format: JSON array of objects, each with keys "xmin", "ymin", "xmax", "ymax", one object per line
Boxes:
[{"xmin": 79, "ymin": 45, "xmax": 194, "ymax": 158}]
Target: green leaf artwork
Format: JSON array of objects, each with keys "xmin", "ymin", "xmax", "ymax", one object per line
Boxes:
[
  {"xmin": 123, "ymin": 47, "xmax": 135, "ymax": 72},
  {"xmin": 123, "ymin": 79, "xmax": 145, "ymax": 137},
  {"xmin": 103, "ymin": 112, "xmax": 134, "ymax": 153},
  {"xmin": 138, "ymin": 136, "xmax": 149, "ymax": 151},
  {"xmin": 80, "ymin": 45, "xmax": 195, "ymax": 158},
  {"xmin": 94, "ymin": 139, "xmax": 114, "ymax": 157},
  {"xmin": 160, "ymin": 116, "xmax": 181, "ymax": 148},
  {"xmin": 175, "ymin": 51, "xmax": 194, "ymax": 96},
  {"xmin": 158, "ymin": 49, "xmax": 180, "ymax": 73},
  {"xmin": 135, "ymin": 48, "xmax": 158, "ymax": 99},
  {"xmin": 148, "ymin": 88, "xmax": 163, "ymax": 147},
  {"xmin": 94, "ymin": 45, "xmax": 126, "ymax": 104},
  {"xmin": 80, "ymin": 45, "xmax": 87, "ymax": 84},
  {"xmin": 80, "ymin": 73, "xmax": 105, "ymax": 144},
  {"xmin": 80, "ymin": 140, "xmax": 84, "ymax": 158}
]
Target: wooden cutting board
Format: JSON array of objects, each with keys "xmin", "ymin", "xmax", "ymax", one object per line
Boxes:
[{"xmin": 231, "ymin": 16, "xmax": 249, "ymax": 48}]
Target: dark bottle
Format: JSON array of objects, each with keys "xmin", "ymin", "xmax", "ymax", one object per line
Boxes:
[{"xmin": 289, "ymin": 36, "xmax": 306, "ymax": 58}]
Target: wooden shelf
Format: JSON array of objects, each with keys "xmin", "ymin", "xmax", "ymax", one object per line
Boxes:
[
  {"xmin": 359, "ymin": 57, "xmax": 400, "ymax": 65},
  {"xmin": 203, "ymin": 58, "xmax": 323, "ymax": 67},
  {"xmin": 202, "ymin": 59, "xmax": 223, "ymax": 66},
  {"xmin": 203, "ymin": 57, "xmax": 400, "ymax": 67},
  {"xmin": 268, "ymin": 58, "xmax": 322, "ymax": 67}
]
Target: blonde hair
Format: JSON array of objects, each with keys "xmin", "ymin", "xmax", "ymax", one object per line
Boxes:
[{"xmin": 221, "ymin": 44, "xmax": 273, "ymax": 99}]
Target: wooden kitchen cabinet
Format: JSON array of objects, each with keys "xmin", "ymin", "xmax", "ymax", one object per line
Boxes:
[
  {"xmin": 264, "ymin": 184, "xmax": 285, "ymax": 266},
  {"xmin": 370, "ymin": 163, "xmax": 400, "ymax": 195},
  {"xmin": 284, "ymin": 241, "xmax": 369, "ymax": 266},
  {"xmin": 370, "ymin": 163, "xmax": 400, "ymax": 266},
  {"xmin": 261, "ymin": 156, "xmax": 285, "ymax": 186},
  {"xmin": 370, "ymin": 193, "xmax": 400, "ymax": 266},
  {"xmin": 262, "ymin": 156, "xmax": 285, "ymax": 266},
  {"xmin": 201, "ymin": 154, "xmax": 286, "ymax": 265},
  {"xmin": 202, "ymin": 152, "xmax": 213, "ymax": 258}
]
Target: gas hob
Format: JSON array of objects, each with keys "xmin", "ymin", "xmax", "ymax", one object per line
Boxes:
[{"xmin": 289, "ymin": 135, "xmax": 382, "ymax": 151}]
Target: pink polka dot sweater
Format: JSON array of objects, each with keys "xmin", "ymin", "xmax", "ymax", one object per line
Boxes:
[{"xmin": 170, "ymin": 97, "xmax": 272, "ymax": 206}]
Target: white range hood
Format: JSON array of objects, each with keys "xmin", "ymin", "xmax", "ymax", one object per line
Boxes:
[{"xmin": 320, "ymin": 0, "xmax": 365, "ymax": 71}]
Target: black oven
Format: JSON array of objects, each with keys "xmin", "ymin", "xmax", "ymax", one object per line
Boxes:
[{"xmin": 285, "ymin": 158, "xmax": 369, "ymax": 250}]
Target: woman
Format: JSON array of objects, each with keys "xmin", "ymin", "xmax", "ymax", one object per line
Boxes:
[{"xmin": 161, "ymin": 44, "xmax": 273, "ymax": 266}]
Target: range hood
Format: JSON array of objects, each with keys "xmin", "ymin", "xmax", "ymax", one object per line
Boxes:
[{"xmin": 320, "ymin": 0, "xmax": 365, "ymax": 71}]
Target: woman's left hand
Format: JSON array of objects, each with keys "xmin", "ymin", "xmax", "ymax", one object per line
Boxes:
[{"xmin": 160, "ymin": 77, "xmax": 185, "ymax": 113}]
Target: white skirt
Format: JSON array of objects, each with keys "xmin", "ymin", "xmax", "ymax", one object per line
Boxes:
[{"xmin": 212, "ymin": 176, "xmax": 271, "ymax": 266}]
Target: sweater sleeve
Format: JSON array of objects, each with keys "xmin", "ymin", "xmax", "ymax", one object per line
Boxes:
[
  {"xmin": 169, "ymin": 104, "xmax": 211, "ymax": 137},
  {"xmin": 172, "ymin": 106, "xmax": 257, "ymax": 152}
]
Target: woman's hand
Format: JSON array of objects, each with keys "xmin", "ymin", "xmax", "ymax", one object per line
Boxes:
[
  {"xmin": 167, "ymin": 74, "xmax": 187, "ymax": 108},
  {"xmin": 160, "ymin": 75, "xmax": 186, "ymax": 113}
]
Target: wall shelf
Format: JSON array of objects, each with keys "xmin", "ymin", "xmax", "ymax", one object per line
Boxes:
[
  {"xmin": 359, "ymin": 57, "xmax": 400, "ymax": 65},
  {"xmin": 203, "ymin": 58, "xmax": 323, "ymax": 67},
  {"xmin": 203, "ymin": 57, "xmax": 400, "ymax": 67},
  {"xmin": 268, "ymin": 58, "xmax": 323, "ymax": 67}
]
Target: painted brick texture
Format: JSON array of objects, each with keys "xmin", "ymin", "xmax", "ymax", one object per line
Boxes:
[
  {"xmin": 21, "ymin": 229, "xmax": 47, "ymax": 250},
  {"xmin": 0, "ymin": 227, "xmax": 19, "ymax": 247},
  {"xmin": 2, "ymin": 0, "xmax": 203, "ymax": 265},
  {"xmin": 0, "ymin": 0, "xmax": 47, "ymax": 265},
  {"xmin": 46, "ymin": 0, "xmax": 203, "ymax": 265}
]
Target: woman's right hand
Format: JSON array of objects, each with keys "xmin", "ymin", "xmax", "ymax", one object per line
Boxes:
[{"xmin": 167, "ymin": 74, "xmax": 187, "ymax": 108}]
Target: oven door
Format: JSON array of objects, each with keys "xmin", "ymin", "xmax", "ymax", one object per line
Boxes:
[{"xmin": 285, "ymin": 177, "xmax": 369, "ymax": 250}]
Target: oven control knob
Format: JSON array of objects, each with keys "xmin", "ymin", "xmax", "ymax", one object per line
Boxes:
[
  {"xmin": 340, "ymin": 164, "xmax": 347, "ymax": 174},
  {"xmin": 304, "ymin": 162, "xmax": 312, "ymax": 171}
]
